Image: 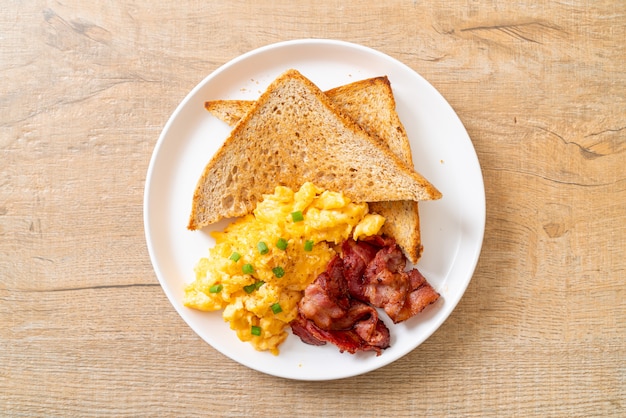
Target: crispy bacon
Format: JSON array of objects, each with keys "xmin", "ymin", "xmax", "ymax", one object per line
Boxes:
[
  {"xmin": 290, "ymin": 312, "xmax": 390, "ymax": 354},
  {"xmin": 291, "ymin": 235, "xmax": 439, "ymax": 355},
  {"xmin": 394, "ymin": 268, "xmax": 441, "ymax": 323},
  {"xmin": 292, "ymin": 255, "xmax": 390, "ymax": 355},
  {"xmin": 297, "ymin": 256, "xmax": 350, "ymax": 330},
  {"xmin": 341, "ymin": 238, "xmax": 378, "ymax": 301},
  {"xmin": 344, "ymin": 236, "xmax": 440, "ymax": 324}
]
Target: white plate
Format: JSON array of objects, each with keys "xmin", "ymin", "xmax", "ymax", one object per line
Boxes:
[{"xmin": 144, "ymin": 39, "xmax": 485, "ymax": 381}]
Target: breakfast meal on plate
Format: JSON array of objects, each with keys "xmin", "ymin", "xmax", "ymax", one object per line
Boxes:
[{"xmin": 184, "ymin": 69, "xmax": 441, "ymax": 355}]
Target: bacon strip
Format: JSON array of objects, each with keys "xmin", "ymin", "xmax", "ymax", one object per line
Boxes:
[
  {"xmin": 292, "ymin": 255, "xmax": 390, "ymax": 355},
  {"xmin": 291, "ymin": 236, "xmax": 439, "ymax": 355},
  {"xmin": 290, "ymin": 313, "xmax": 390, "ymax": 354},
  {"xmin": 343, "ymin": 236, "xmax": 440, "ymax": 324},
  {"xmin": 394, "ymin": 268, "xmax": 441, "ymax": 323}
]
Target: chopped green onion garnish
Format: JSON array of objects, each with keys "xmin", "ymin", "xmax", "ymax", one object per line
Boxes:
[
  {"xmin": 272, "ymin": 266, "xmax": 285, "ymax": 278},
  {"xmin": 229, "ymin": 252, "xmax": 241, "ymax": 262},
  {"xmin": 291, "ymin": 210, "xmax": 304, "ymax": 222},
  {"xmin": 242, "ymin": 263, "xmax": 254, "ymax": 275},
  {"xmin": 257, "ymin": 241, "xmax": 269, "ymax": 255},
  {"xmin": 251, "ymin": 326, "xmax": 261, "ymax": 336},
  {"xmin": 209, "ymin": 284, "xmax": 223, "ymax": 293},
  {"xmin": 243, "ymin": 281, "xmax": 265, "ymax": 294},
  {"xmin": 271, "ymin": 303, "xmax": 283, "ymax": 314},
  {"xmin": 276, "ymin": 238, "xmax": 288, "ymax": 251},
  {"xmin": 304, "ymin": 240, "xmax": 314, "ymax": 251}
]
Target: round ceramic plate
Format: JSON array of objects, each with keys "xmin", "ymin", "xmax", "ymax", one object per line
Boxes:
[{"xmin": 144, "ymin": 39, "xmax": 485, "ymax": 381}]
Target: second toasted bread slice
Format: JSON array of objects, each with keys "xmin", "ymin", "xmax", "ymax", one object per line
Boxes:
[
  {"xmin": 321, "ymin": 77, "xmax": 424, "ymax": 263},
  {"xmin": 205, "ymin": 76, "xmax": 425, "ymax": 262},
  {"xmin": 188, "ymin": 69, "xmax": 441, "ymax": 231}
]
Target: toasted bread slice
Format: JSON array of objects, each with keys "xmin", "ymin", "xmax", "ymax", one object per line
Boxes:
[
  {"xmin": 204, "ymin": 99, "xmax": 253, "ymax": 126},
  {"xmin": 323, "ymin": 77, "xmax": 424, "ymax": 263},
  {"xmin": 188, "ymin": 69, "xmax": 441, "ymax": 232},
  {"xmin": 205, "ymin": 77, "xmax": 425, "ymax": 262}
]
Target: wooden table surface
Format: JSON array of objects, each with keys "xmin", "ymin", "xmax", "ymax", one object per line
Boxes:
[{"xmin": 2, "ymin": 1, "xmax": 624, "ymax": 416}]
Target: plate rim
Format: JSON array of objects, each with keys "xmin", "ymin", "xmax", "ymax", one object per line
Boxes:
[{"xmin": 143, "ymin": 38, "xmax": 485, "ymax": 380}]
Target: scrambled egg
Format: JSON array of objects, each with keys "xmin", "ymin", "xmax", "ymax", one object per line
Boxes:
[{"xmin": 183, "ymin": 182, "xmax": 385, "ymax": 354}]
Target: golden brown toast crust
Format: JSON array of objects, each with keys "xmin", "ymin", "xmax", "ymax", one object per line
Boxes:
[{"xmin": 204, "ymin": 100, "xmax": 253, "ymax": 126}]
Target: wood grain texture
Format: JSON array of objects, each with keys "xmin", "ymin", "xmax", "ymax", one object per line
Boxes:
[{"xmin": 1, "ymin": 0, "xmax": 624, "ymax": 416}]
